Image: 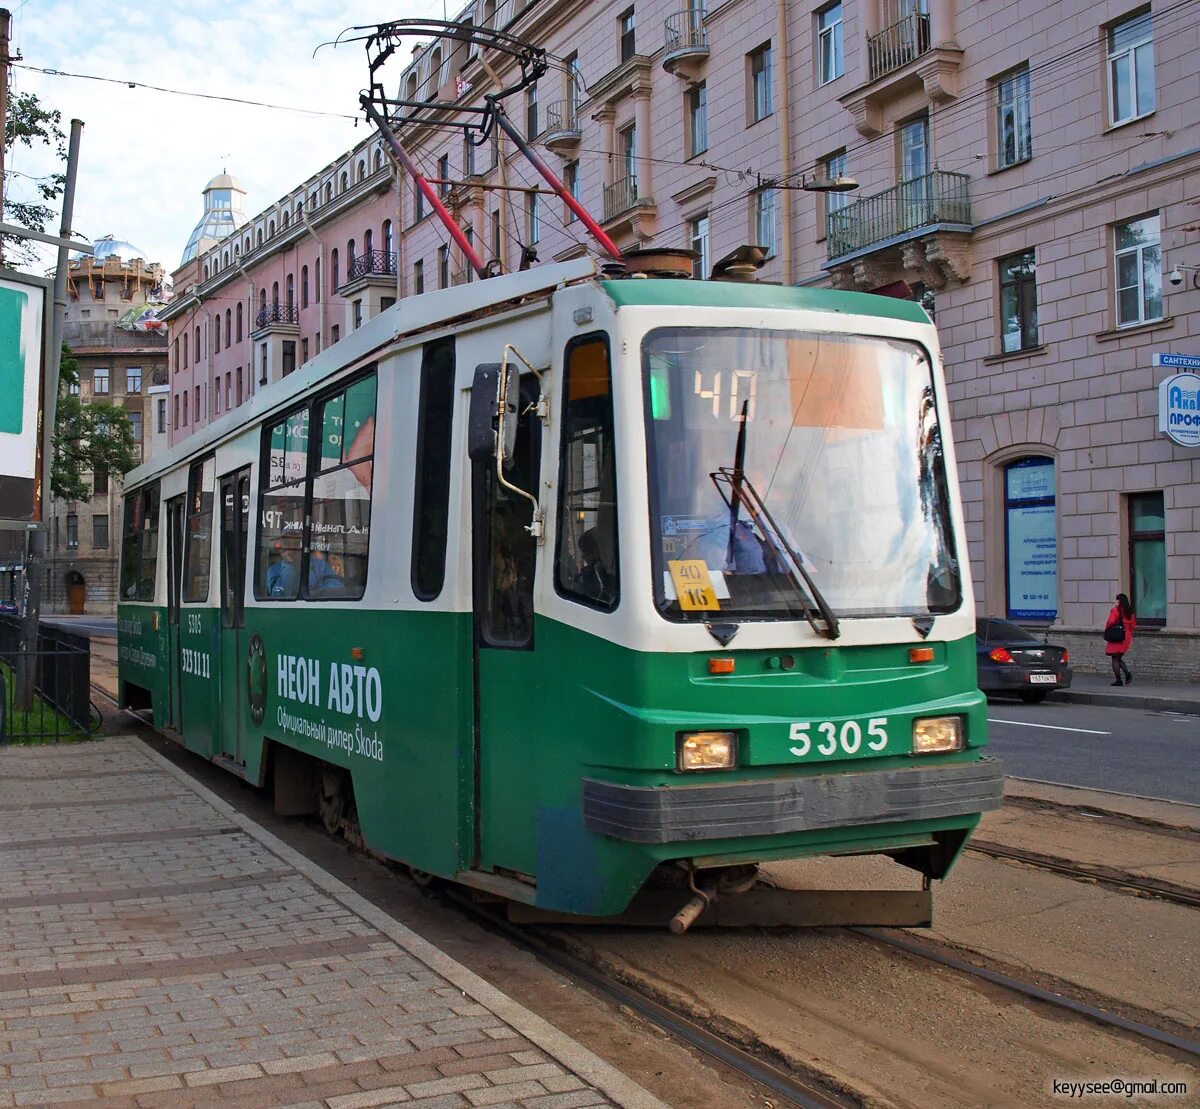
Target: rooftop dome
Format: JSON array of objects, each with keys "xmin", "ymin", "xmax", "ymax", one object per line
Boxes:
[
  {"xmin": 181, "ymin": 171, "xmax": 248, "ymax": 267},
  {"xmin": 72, "ymin": 235, "xmax": 149, "ymax": 263}
]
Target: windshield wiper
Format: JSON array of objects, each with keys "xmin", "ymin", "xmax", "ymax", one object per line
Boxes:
[{"xmin": 712, "ymin": 402, "xmax": 841, "ymax": 639}]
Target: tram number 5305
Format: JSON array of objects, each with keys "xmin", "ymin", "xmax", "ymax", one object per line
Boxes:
[{"xmin": 789, "ymin": 718, "xmax": 889, "ymax": 758}]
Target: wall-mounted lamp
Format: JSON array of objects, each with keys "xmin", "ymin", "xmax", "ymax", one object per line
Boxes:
[{"xmin": 1166, "ymin": 264, "xmax": 1200, "ymax": 289}]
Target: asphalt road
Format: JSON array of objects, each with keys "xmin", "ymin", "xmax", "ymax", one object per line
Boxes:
[
  {"xmin": 40, "ymin": 615, "xmax": 117, "ymax": 639},
  {"xmin": 985, "ymin": 697, "xmax": 1199, "ymax": 804}
]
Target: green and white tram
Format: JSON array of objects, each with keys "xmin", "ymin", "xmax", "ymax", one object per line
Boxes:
[{"xmin": 117, "ymin": 256, "xmax": 1002, "ymax": 928}]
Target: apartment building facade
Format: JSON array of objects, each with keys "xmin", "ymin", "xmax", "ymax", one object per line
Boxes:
[
  {"xmin": 48, "ymin": 239, "xmax": 168, "ymax": 614},
  {"xmin": 166, "ymin": 0, "xmax": 1199, "ymax": 675}
]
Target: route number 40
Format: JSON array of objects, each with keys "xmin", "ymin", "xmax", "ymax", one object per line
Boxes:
[{"xmin": 789, "ymin": 718, "xmax": 889, "ymax": 758}]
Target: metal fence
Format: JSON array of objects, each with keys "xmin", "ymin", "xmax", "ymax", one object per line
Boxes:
[
  {"xmin": 604, "ymin": 176, "xmax": 639, "ymax": 222},
  {"xmin": 255, "ymin": 303, "xmax": 301, "ymax": 329},
  {"xmin": 867, "ymin": 10, "xmax": 931, "ymax": 81},
  {"xmin": 0, "ymin": 617, "xmax": 93, "ymax": 744},
  {"xmin": 826, "ymin": 170, "xmax": 971, "ymax": 258}
]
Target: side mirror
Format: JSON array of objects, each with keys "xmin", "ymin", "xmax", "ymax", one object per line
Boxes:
[{"xmin": 467, "ymin": 362, "xmax": 502, "ymax": 463}]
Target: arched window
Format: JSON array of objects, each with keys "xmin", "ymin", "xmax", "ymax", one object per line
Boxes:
[
  {"xmin": 1003, "ymin": 457, "xmax": 1058, "ymax": 620},
  {"xmin": 301, "ymin": 265, "xmax": 309, "ymax": 309},
  {"xmin": 244, "ymin": 236, "xmax": 251, "ymax": 253},
  {"xmin": 259, "ymin": 289, "xmax": 267, "ymax": 315},
  {"xmin": 331, "ymin": 248, "xmax": 339, "ymax": 292},
  {"xmin": 282, "ymin": 211, "xmax": 290, "ymax": 229},
  {"xmin": 296, "ymin": 200, "xmax": 303, "ymax": 219},
  {"xmin": 268, "ymin": 219, "xmax": 276, "ymax": 237},
  {"xmin": 325, "ymin": 182, "xmax": 333, "ymax": 204},
  {"xmin": 484, "ymin": 0, "xmax": 496, "ymax": 28},
  {"xmin": 214, "ymin": 319, "xmax": 220, "ymax": 353},
  {"xmin": 203, "ymin": 263, "xmax": 209, "ymax": 280},
  {"xmin": 310, "ymin": 192, "xmax": 317, "ymax": 210},
  {"xmin": 383, "ymin": 220, "xmax": 393, "ymax": 265},
  {"xmin": 374, "ymin": 149, "xmax": 383, "ymax": 172},
  {"xmin": 256, "ymin": 229, "xmax": 263, "ymax": 248},
  {"xmin": 271, "ymin": 281, "xmax": 280, "ymax": 307},
  {"xmin": 363, "ymin": 229, "xmax": 373, "ymax": 259},
  {"xmin": 406, "ymin": 73, "xmax": 418, "ymax": 101},
  {"xmin": 427, "ymin": 48, "xmax": 442, "ymax": 98},
  {"xmin": 357, "ymin": 160, "xmax": 366, "ymax": 182},
  {"xmin": 340, "ymin": 171, "xmax": 349, "ymax": 193},
  {"xmin": 286, "ymin": 273, "xmax": 294, "ymax": 309},
  {"xmin": 225, "ymin": 309, "xmax": 231, "ymax": 346},
  {"xmin": 222, "ymin": 251, "xmax": 229, "ymax": 268},
  {"xmin": 315, "ymin": 259, "xmax": 321, "ymax": 303},
  {"xmin": 236, "ymin": 302, "xmax": 243, "ymax": 341},
  {"xmin": 234, "ymin": 243, "xmax": 241, "ymax": 258},
  {"xmin": 194, "ymin": 326, "xmax": 200, "ymax": 361},
  {"xmin": 347, "ymin": 238, "xmax": 356, "ymax": 274}
]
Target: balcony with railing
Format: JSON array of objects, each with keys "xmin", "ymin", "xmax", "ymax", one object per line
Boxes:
[
  {"xmin": 663, "ymin": 10, "xmax": 709, "ymax": 79},
  {"xmin": 339, "ymin": 250, "xmax": 399, "ymax": 296},
  {"xmin": 868, "ymin": 11, "xmax": 930, "ymax": 81},
  {"xmin": 542, "ymin": 100, "xmax": 581, "ymax": 154},
  {"xmin": 603, "ymin": 176, "xmax": 638, "ymax": 223},
  {"xmin": 827, "ymin": 171, "xmax": 970, "ymax": 260},
  {"xmin": 252, "ymin": 303, "xmax": 301, "ymax": 333}
]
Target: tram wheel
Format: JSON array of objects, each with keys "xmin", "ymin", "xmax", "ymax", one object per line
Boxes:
[{"xmin": 319, "ymin": 770, "xmax": 346, "ymax": 834}]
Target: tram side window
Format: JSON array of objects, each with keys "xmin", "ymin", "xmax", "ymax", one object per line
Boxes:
[
  {"xmin": 257, "ymin": 407, "xmax": 309, "ymax": 600},
  {"xmin": 310, "ymin": 375, "xmax": 376, "ymax": 599},
  {"xmin": 555, "ymin": 335, "xmax": 619, "ymax": 610},
  {"xmin": 182, "ymin": 458, "xmax": 216, "ymax": 602},
  {"xmin": 412, "ymin": 337, "xmax": 455, "ymax": 600},
  {"xmin": 119, "ymin": 484, "xmax": 161, "ymax": 601}
]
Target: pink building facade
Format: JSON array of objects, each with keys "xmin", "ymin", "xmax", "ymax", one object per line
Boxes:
[{"xmin": 167, "ymin": 0, "xmax": 1199, "ymax": 675}]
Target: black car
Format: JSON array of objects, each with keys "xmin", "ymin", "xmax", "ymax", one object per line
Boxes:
[{"xmin": 976, "ymin": 617, "xmax": 1072, "ymax": 703}]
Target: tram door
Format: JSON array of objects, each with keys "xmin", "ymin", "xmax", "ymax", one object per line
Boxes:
[
  {"xmin": 472, "ymin": 376, "xmax": 543, "ymax": 877},
  {"xmin": 218, "ymin": 468, "xmax": 251, "ymax": 763},
  {"xmin": 165, "ymin": 495, "xmax": 185, "ymax": 730}
]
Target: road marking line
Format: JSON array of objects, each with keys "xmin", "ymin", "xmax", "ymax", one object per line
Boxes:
[{"xmin": 988, "ymin": 718, "xmax": 1111, "ymax": 735}]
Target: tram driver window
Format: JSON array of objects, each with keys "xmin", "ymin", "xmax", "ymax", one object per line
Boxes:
[
  {"xmin": 119, "ymin": 484, "xmax": 161, "ymax": 601},
  {"xmin": 257, "ymin": 407, "xmax": 310, "ymax": 600},
  {"xmin": 555, "ymin": 335, "xmax": 619, "ymax": 610},
  {"xmin": 309, "ymin": 374, "xmax": 376, "ymax": 600},
  {"xmin": 182, "ymin": 458, "xmax": 216, "ymax": 602}
]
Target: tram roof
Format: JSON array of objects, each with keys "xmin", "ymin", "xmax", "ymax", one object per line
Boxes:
[{"xmin": 601, "ymin": 279, "xmax": 930, "ymax": 323}]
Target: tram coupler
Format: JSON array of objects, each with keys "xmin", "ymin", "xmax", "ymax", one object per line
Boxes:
[{"xmin": 669, "ymin": 865, "xmax": 758, "ymax": 935}]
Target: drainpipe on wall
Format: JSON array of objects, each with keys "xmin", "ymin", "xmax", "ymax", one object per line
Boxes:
[
  {"xmin": 302, "ymin": 216, "xmax": 326, "ymax": 351},
  {"xmin": 776, "ymin": 0, "xmax": 793, "ymax": 285}
]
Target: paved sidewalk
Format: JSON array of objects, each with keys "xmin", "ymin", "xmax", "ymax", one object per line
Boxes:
[
  {"xmin": 0, "ymin": 737, "xmax": 665, "ymax": 1109},
  {"xmin": 1048, "ymin": 671, "xmax": 1200, "ymax": 715}
]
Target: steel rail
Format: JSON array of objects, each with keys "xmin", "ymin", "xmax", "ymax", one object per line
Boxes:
[
  {"xmin": 852, "ymin": 928, "xmax": 1200, "ymax": 1058},
  {"xmin": 966, "ymin": 840, "xmax": 1200, "ymax": 909},
  {"xmin": 438, "ymin": 888, "xmax": 851, "ymax": 1109}
]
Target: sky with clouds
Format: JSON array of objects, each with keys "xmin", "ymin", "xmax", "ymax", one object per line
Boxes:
[{"xmin": 7, "ymin": 0, "xmax": 451, "ymax": 276}]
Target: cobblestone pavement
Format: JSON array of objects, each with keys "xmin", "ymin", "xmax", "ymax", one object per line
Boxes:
[{"xmin": 0, "ymin": 738, "xmax": 665, "ymax": 1109}]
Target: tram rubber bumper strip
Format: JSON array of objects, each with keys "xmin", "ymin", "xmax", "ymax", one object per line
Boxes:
[{"xmin": 582, "ymin": 756, "xmax": 1004, "ymax": 843}]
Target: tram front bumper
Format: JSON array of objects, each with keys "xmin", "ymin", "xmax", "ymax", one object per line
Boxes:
[{"xmin": 581, "ymin": 756, "xmax": 1003, "ymax": 844}]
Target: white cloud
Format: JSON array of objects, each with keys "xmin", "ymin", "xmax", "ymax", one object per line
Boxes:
[{"xmin": 7, "ymin": 0, "xmax": 448, "ymax": 275}]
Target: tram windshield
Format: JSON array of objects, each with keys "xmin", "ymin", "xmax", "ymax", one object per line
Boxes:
[{"xmin": 643, "ymin": 327, "xmax": 960, "ymax": 622}]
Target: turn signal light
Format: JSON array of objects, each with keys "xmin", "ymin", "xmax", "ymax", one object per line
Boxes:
[
  {"xmin": 351, "ymin": 647, "xmax": 365, "ymax": 660},
  {"xmin": 1062, "ymin": 649, "xmax": 1070, "ymax": 664},
  {"xmin": 909, "ymin": 646, "xmax": 935, "ymax": 663},
  {"xmin": 989, "ymin": 647, "xmax": 1014, "ymax": 663},
  {"xmin": 708, "ymin": 658, "xmax": 735, "ymax": 674}
]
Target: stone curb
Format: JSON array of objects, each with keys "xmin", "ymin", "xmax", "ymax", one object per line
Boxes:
[
  {"xmin": 131, "ymin": 736, "xmax": 669, "ymax": 1109},
  {"xmin": 1046, "ymin": 689, "xmax": 1200, "ymax": 716}
]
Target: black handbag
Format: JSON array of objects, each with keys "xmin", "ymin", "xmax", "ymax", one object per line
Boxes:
[{"xmin": 1103, "ymin": 621, "xmax": 1125, "ymax": 644}]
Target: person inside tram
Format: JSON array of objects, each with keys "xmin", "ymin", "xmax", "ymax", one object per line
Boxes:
[
  {"xmin": 266, "ymin": 541, "xmax": 343, "ymax": 596},
  {"xmin": 573, "ymin": 527, "xmax": 616, "ymax": 604}
]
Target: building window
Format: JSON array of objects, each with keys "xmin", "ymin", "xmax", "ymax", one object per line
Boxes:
[
  {"xmin": 687, "ymin": 82, "xmax": 707, "ymax": 157},
  {"xmin": 331, "ymin": 248, "xmax": 340, "ymax": 292},
  {"xmin": 1114, "ymin": 214, "xmax": 1162, "ymax": 327},
  {"xmin": 236, "ymin": 368, "xmax": 243, "ymax": 406},
  {"xmin": 94, "ymin": 367, "xmax": 110, "ymax": 395},
  {"xmin": 94, "ymin": 468, "xmax": 108, "ymax": 496},
  {"xmin": 93, "ymin": 515, "xmax": 109, "ymax": 550},
  {"xmin": 302, "ymin": 337, "xmax": 309, "ymax": 363},
  {"xmin": 225, "ymin": 373, "xmax": 231, "ymax": 411},
  {"xmin": 413, "ymin": 258, "xmax": 425, "ymax": 295},
  {"xmin": 438, "ymin": 244, "xmax": 450, "ymax": 289},
  {"xmin": 301, "ymin": 265, "xmax": 309, "ymax": 309},
  {"xmin": 282, "ymin": 341, "xmax": 296, "ymax": 377},
  {"xmin": 526, "ymin": 84, "xmax": 539, "ymax": 139},
  {"xmin": 995, "ymin": 65, "xmax": 1032, "ymax": 169},
  {"xmin": 463, "ymin": 133, "xmax": 476, "ymax": 176},
  {"xmin": 182, "ymin": 391, "xmax": 188, "ymax": 425},
  {"xmin": 225, "ymin": 309, "xmax": 231, "ymax": 347},
  {"xmin": 822, "ymin": 151, "xmax": 850, "ymax": 236},
  {"xmin": 817, "ymin": 3, "xmax": 843, "ymax": 85},
  {"xmin": 556, "ymin": 335, "xmax": 619, "ymax": 610},
  {"xmin": 750, "ymin": 42, "xmax": 773, "ymax": 122},
  {"xmin": 1108, "ymin": 10, "xmax": 1154, "ymax": 126},
  {"xmin": 1004, "ymin": 457, "xmax": 1057, "ymax": 620},
  {"xmin": 414, "ymin": 183, "xmax": 425, "ymax": 222},
  {"xmin": 1128, "ymin": 491, "xmax": 1166, "ymax": 624},
  {"xmin": 353, "ymin": 300, "xmax": 363, "ymax": 329},
  {"xmin": 173, "ymin": 394, "xmax": 179, "ymax": 430},
  {"xmin": 214, "ymin": 320, "xmax": 221, "ymax": 354},
  {"xmin": 492, "ymin": 209, "xmax": 502, "ymax": 261},
  {"xmin": 438, "ymin": 154, "xmax": 450, "ymax": 196},
  {"xmin": 259, "ymin": 343, "xmax": 268, "ymax": 385},
  {"xmin": 128, "ymin": 410, "xmax": 142, "ymax": 443},
  {"xmin": 690, "ymin": 214, "xmax": 709, "ymax": 278},
  {"xmin": 526, "ymin": 190, "xmax": 541, "ymax": 244},
  {"xmin": 66, "ymin": 514, "xmax": 79, "ymax": 549},
  {"xmin": 330, "ymin": 324, "xmax": 341, "ymax": 344},
  {"xmin": 755, "ymin": 188, "xmax": 777, "ymax": 257},
  {"xmin": 194, "ymin": 385, "xmax": 200, "ymax": 422},
  {"xmin": 383, "ymin": 219, "xmax": 393, "ymax": 263},
  {"xmin": 157, "ymin": 398, "xmax": 167, "ymax": 434},
  {"xmin": 619, "ymin": 7, "xmax": 636, "ymax": 62},
  {"xmin": 236, "ymin": 302, "xmax": 243, "ymax": 342},
  {"xmin": 564, "ymin": 161, "xmax": 580, "ymax": 222},
  {"xmin": 998, "ymin": 250, "xmax": 1038, "ymax": 352},
  {"xmin": 194, "ymin": 327, "xmax": 201, "ymax": 362},
  {"xmin": 619, "ymin": 123, "xmax": 637, "ymax": 190},
  {"xmin": 565, "ymin": 51, "xmax": 582, "ymax": 114},
  {"xmin": 125, "ymin": 366, "xmax": 142, "ymax": 393}
]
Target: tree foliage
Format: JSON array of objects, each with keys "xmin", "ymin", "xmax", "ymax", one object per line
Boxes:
[
  {"xmin": 51, "ymin": 345, "xmax": 136, "ymax": 503},
  {"xmin": 3, "ymin": 91, "xmax": 67, "ymax": 266}
]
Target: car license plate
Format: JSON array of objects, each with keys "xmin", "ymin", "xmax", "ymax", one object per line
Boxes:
[{"xmin": 1029, "ymin": 674, "xmax": 1058, "ymax": 685}]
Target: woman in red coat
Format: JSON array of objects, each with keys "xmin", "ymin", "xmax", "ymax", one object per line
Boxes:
[{"xmin": 1105, "ymin": 592, "xmax": 1135, "ymax": 686}]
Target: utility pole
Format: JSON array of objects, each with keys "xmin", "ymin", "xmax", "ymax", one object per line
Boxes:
[
  {"xmin": 15, "ymin": 119, "xmax": 82, "ymax": 711},
  {"xmin": 0, "ymin": 7, "xmax": 12, "ymax": 268}
]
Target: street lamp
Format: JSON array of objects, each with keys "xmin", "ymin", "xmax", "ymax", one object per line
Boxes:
[{"xmin": 800, "ymin": 174, "xmax": 860, "ymax": 193}]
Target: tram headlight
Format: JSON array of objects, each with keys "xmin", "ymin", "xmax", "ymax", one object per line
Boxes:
[
  {"xmin": 912, "ymin": 716, "xmax": 964, "ymax": 754},
  {"xmin": 677, "ymin": 731, "xmax": 737, "ymax": 771}
]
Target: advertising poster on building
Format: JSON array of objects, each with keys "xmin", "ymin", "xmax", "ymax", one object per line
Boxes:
[
  {"xmin": 0, "ymin": 272, "xmax": 49, "ymax": 527},
  {"xmin": 1005, "ymin": 458, "xmax": 1057, "ymax": 620}
]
